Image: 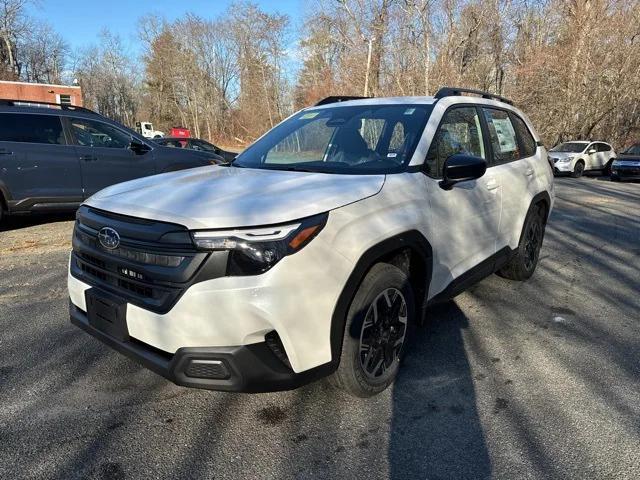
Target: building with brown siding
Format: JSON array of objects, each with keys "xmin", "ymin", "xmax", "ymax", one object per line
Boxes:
[{"xmin": 0, "ymin": 80, "xmax": 82, "ymax": 106}]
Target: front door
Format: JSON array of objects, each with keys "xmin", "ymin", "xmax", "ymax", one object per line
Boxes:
[
  {"xmin": 423, "ymin": 106, "xmax": 502, "ymax": 294},
  {"xmin": 67, "ymin": 117, "xmax": 157, "ymax": 198}
]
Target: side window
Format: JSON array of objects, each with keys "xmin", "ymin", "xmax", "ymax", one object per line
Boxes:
[
  {"xmin": 483, "ymin": 108, "xmax": 519, "ymax": 164},
  {"xmin": 598, "ymin": 143, "xmax": 610, "ymax": 152},
  {"xmin": 425, "ymin": 107, "xmax": 485, "ymax": 178},
  {"xmin": 509, "ymin": 113, "xmax": 537, "ymax": 158},
  {"xmin": 0, "ymin": 113, "xmax": 65, "ymax": 145},
  {"xmin": 70, "ymin": 118, "xmax": 131, "ymax": 149}
]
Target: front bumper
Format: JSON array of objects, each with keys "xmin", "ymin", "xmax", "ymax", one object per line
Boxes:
[
  {"xmin": 70, "ymin": 302, "xmax": 334, "ymax": 392},
  {"xmin": 611, "ymin": 165, "xmax": 640, "ymax": 180},
  {"xmin": 553, "ymin": 161, "xmax": 574, "ymax": 173}
]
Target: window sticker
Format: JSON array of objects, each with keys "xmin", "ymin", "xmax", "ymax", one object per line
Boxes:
[
  {"xmin": 299, "ymin": 112, "xmax": 320, "ymax": 120},
  {"xmin": 492, "ymin": 118, "xmax": 517, "ymax": 153},
  {"xmin": 404, "ymin": 108, "xmax": 416, "ymax": 115}
]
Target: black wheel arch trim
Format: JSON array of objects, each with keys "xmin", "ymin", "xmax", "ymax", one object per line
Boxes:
[
  {"xmin": 329, "ymin": 230, "xmax": 433, "ymax": 365},
  {"xmin": 531, "ymin": 190, "xmax": 551, "ymax": 222}
]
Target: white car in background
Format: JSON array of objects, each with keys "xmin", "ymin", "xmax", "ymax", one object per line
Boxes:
[{"xmin": 549, "ymin": 141, "xmax": 616, "ymax": 177}]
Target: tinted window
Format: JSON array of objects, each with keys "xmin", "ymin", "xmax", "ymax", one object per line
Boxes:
[
  {"xmin": 425, "ymin": 107, "xmax": 486, "ymax": 178},
  {"xmin": 597, "ymin": 143, "xmax": 611, "ymax": 152},
  {"xmin": 510, "ymin": 114, "xmax": 536, "ymax": 157},
  {"xmin": 483, "ymin": 108, "xmax": 519, "ymax": 164},
  {"xmin": 189, "ymin": 139, "xmax": 217, "ymax": 152},
  {"xmin": 0, "ymin": 113, "xmax": 65, "ymax": 144},
  {"xmin": 70, "ymin": 118, "xmax": 131, "ymax": 149}
]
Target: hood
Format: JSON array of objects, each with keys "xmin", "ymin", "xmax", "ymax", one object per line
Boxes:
[
  {"xmin": 617, "ymin": 152, "xmax": 640, "ymax": 161},
  {"xmin": 548, "ymin": 151, "xmax": 580, "ymax": 160},
  {"xmin": 86, "ymin": 166, "xmax": 385, "ymax": 229},
  {"xmin": 156, "ymin": 144, "xmax": 224, "ymax": 163}
]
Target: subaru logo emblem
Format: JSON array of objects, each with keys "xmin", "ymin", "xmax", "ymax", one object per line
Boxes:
[{"xmin": 98, "ymin": 227, "xmax": 120, "ymax": 250}]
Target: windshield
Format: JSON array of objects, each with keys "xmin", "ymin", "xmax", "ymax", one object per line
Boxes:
[
  {"xmin": 622, "ymin": 144, "xmax": 640, "ymax": 155},
  {"xmin": 233, "ymin": 104, "xmax": 433, "ymax": 174},
  {"xmin": 550, "ymin": 142, "xmax": 588, "ymax": 153}
]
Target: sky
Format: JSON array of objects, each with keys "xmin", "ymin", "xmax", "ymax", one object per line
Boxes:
[{"xmin": 27, "ymin": 0, "xmax": 305, "ymax": 56}]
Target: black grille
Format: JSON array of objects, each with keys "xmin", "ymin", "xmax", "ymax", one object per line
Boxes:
[{"xmin": 70, "ymin": 206, "xmax": 212, "ymax": 314}]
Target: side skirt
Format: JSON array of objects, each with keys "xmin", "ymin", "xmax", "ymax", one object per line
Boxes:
[{"xmin": 427, "ymin": 246, "xmax": 515, "ymax": 306}]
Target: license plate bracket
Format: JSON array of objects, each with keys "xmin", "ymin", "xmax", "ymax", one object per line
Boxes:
[{"xmin": 85, "ymin": 289, "xmax": 129, "ymax": 342}]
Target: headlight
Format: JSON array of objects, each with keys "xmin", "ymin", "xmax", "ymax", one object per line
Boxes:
[
  {"xmin": 191, "ymin": 213, "xmax": 328, "ymax": 275},
  {"xmin": 559, "ymin": 156, "xmax": 573, "ymax": 163}
]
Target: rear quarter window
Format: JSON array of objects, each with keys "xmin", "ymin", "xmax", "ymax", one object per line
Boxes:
[{"xmin": 0, "ymin": 113, "xmax": 65, "ymax": 144}]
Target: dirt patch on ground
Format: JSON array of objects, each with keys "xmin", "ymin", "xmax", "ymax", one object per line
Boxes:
[{"xmin": 0, "ymin": 217, "xmax": 74, "ymax": 257}]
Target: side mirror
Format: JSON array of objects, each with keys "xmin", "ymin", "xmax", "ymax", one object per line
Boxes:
[
  {"xmin": 588, "ymin": 148, "xmax": 597, "ymax": 154},
  {"xmin": 440, "ymin": 153, "xmax": 487, "ymax": 190},
  {"xmin": 129, "ymin": 139, "xmax": 151, "ymax": 155}
]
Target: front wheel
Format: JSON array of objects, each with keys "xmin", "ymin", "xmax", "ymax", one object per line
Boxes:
[
  {"xmin": 571, "ymin": 160, "xmax": 585, "ymax": 178},
  {"xmin": 331, "ymin": 263, "xmax": 415, "ymax": 397},
  {"xmin": 497, "ymin": 204, "xmax": 546, "ymax": 281}
]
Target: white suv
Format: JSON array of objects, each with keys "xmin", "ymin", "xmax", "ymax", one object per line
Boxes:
[
  {"xmin": 549, "ymin": 141, "xmax": 616, "ymax": 177},
  {"xmin": 68, "ymin": 88, "xmax": 554, "ymax": 397}
]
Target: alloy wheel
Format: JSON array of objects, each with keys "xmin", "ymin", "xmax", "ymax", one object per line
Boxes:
[
  {"xmin": 524, "ymin": 217, "xmax": 542, "ymax": 271},
  {"xmin": 359, "ymin": 288, "xmax": 408, "ymax": 379}
]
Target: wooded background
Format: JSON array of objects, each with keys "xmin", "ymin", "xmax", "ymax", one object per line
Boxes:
[{"xmin": 1, "ymin": 0, "xmax": 639, "ymax": 148}]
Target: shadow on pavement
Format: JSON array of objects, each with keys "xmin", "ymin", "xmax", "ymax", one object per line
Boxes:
[
  {"xmin": 0, "ymin": 212, "xmax": 76, "ymax": 232},
  {"xmin": 389, "ymin": 301, "xmax": 491, "ymax": 479}
]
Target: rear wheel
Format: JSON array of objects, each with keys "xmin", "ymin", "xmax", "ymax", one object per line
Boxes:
[
  {"xmin": 497, "ymin": 204, "xmax": 546, "ymax": 281},
  {"xmin": 331, "ymin": 263, "xmax": 415, "ymax": 397},
  {"xmin": 571, "ymin": 160, "xmax": 585, "ymax": 178},
  {"xmin": 603, "ymin": 160, "xmax": 613, "ymax": 176}
]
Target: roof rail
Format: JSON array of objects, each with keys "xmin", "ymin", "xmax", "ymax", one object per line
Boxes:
[
  {"xmin": 434, "ymin": 87, "xmax": 513, "ymax": 106},
  {"xmin": 0, "ymin": 99, "xmax": 99, "ymax": 115},
  {"xmin": 314, "ymin": 96, "xmax": 371, "ymax": 106}
]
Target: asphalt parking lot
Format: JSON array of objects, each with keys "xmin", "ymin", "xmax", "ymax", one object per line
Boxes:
[{"xmin": 1, "ymin": 177, "xmax": 638, "ymax": 480}]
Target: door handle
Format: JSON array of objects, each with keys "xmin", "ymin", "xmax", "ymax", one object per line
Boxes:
[
  {"xmin": 80, "ymin": 155, "xmax": 98, "ymax": 162},
  {"xmin": 485, "ymin": 178, "xmax": 499, "ymax": 191},
  {"xmin": 0, "ymin": 149, "xmax": 13, "ymax": 155},
  {"xmin": 525, "ymin": 168, "xmax": 534, "ymax": 176}
]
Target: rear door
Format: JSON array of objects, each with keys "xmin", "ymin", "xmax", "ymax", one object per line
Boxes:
[
  {"xmin": 480, "ymin": 107, "xmax": 533, "ymax": 252},
  {"xmin": 0, "ymin": 112, "xmax": 82, "ymax": 207},
  {"xmin": 596, "ymin": 142, "xmax": 613, "ymax": 168},
  {"xmin": 67, "ymin": 117, "xmax": 157, "ymax": 198}
]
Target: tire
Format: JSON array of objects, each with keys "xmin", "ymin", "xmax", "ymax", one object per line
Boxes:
[
  {"xmin": 603, "ymin": 160, "xmax": 613, "ymax": 177},
  {"xmin": 571, "ymin": 160, "xmax": 585, "ymax": 178},
  {"xmin": 497, "ymin": 204, "xmax": 546, "ymax": 281},
  {"xmin": 331, "ymin": 263, "xmax": 416, "ymax": 398},
  {"xmin": 611, "ymin": 175, "xmax": 620, "ymax": 182}
]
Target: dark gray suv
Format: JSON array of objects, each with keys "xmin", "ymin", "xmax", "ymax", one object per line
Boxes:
[{"xmin": 0, "ymin": 100, "xmax": 223, "ymax": 223}]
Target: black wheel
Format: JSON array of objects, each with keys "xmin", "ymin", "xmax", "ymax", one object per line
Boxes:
[
  {"xmin": 497, "ymin": 204, "xmax": 546, "ymax": 281},
  {"xmin": 611, "ymin": 174, "xmax": 620, "ymax": 182},
  {"xmin": 331, "ymin": 263, "xmax": 415, "ymax": 397},
  {"xmin": 571, "ymin": 160, "xmax": 585, "ymax": 178},
  {"xmin": 603, "ymin": 160, "xmax": 613, "ymax": 176}
]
